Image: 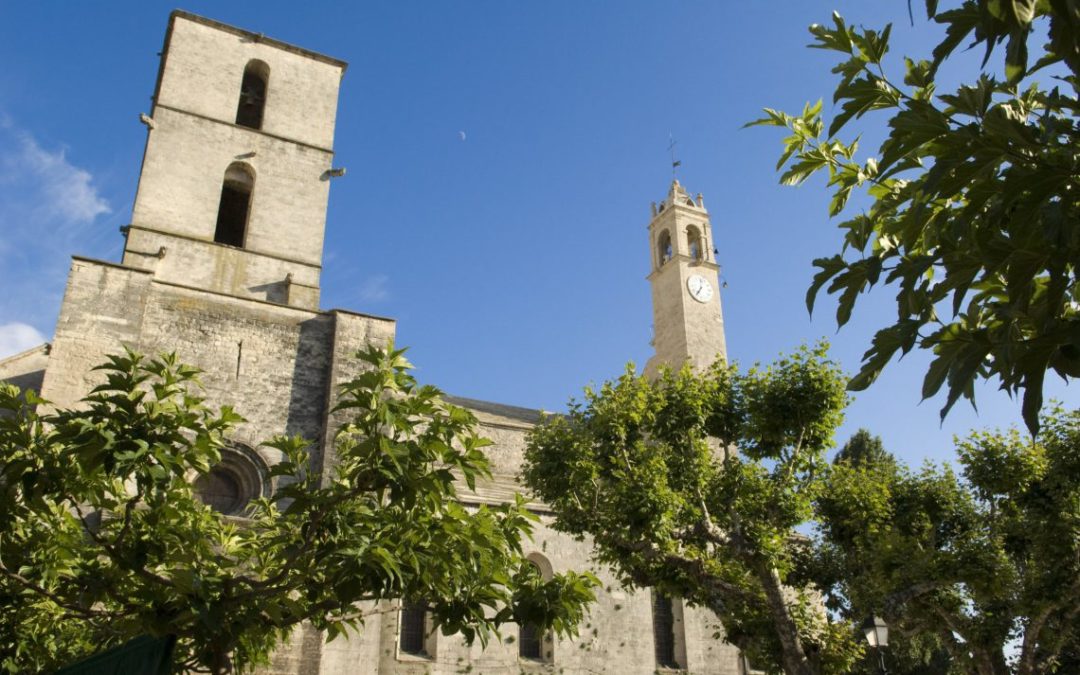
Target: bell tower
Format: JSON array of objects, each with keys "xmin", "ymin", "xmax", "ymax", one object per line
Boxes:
[
  {"xmin": 643, "ymin": 180, "xmax": 728, "ymax": 376},
  {"xmin": 121, "ymin": 11, "xmax": 347, "ymax": 310}
]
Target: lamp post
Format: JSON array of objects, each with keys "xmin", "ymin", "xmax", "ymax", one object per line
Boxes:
[{"xmin": 861, "ymin": 615, "xmax": 889, "ymax": 675}]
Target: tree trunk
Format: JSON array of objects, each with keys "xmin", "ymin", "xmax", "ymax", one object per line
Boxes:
[
  {"xmin": 754, "ymin": 561, "xmax": 816, "ymax": 675},
  {"xmin": 209, "ymin": 647, "xmax": 233, "ymax": 675},
  {"xmin": 971, "ymin": 645, "xmax": 1010, "ymax": 675}
]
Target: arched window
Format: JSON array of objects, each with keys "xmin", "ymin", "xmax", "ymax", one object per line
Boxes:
[
  {"xmin": 687, "ymin": 226, "xmax": 703, "ymax": 261},
  {"xmin": 520, "ymin": 555, "xmax": 553, "ymax": 661},
  {"xmin": 399, "ymin": 602, "xmax": 429, "ymax": 656},
  {"xmin": 235, "ymin": 60, "xmax": 269, "ymax": 129},
  {"xmin": 657, "ymin": 230, "xmax": 673, "ymax": 267},
  {"xmin": 652, "ymin": 592, "xmax": 679, "ymax": 669},
  {"xmin": 214, "ymin": 163, "xmax": 254, "ymax": 248}
]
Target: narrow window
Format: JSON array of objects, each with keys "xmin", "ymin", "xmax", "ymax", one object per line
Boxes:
[
  {"xmin": 687, "ymin": 226, "xmax": 703, "ymax": 261},
  {"xmin": 214, "ymin": 163, "xmax": 254, "ymax": 248},
  {"xmin": 652, "ymin": 592, "xmax": 678, "ymax": 668},
  {"xmin": 520, "ymin": 556, "xmax": 553, "ymax": 662},
  {"xmin": 399, "ymin": 602, "xmax": 428, "ymax": 656},
  {"xmin": 235, "ymin": 60, "xmax": 269, "ymax": 129},
  {"xmin": 658, "ymin": 230, "xmax": 673, "ymax": 267},
  {"xmin": 519, "ymin": 619, "xmax": 542, "ymax": 660}
]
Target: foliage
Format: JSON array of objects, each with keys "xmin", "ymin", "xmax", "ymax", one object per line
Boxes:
[
  {"xmin": 750, "ymin": 1, "xmax": 1080, "ymax": 435},
  {"xmin": 815, "ymin": 408, "xmax": 1080, "ymax": 675},
  {"xmin": 833, "ymin": 428, "xmax": 896, "ymax": 469},
  {"xmin": 820, "ymin": 431, "xmax": 957, "ymax": 675},
  {"xmin": 523, "ymin": 344, "xmax": 860, "ymax": 675},
  {"xmin": 0, "ymin": 345, "xmax": 596, "ymax": 674}
]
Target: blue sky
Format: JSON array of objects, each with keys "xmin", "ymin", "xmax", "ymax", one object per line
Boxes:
[{"xmin": 0, "ymin": 2, "xmax": 1072, "ymax": 467}]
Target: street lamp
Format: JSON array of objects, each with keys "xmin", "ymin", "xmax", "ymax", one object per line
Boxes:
[{"xmin": 861, "ymin": 615, "xmax": 889, "ymax": 674}]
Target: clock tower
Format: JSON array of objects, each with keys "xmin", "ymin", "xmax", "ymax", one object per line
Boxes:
[{"xmin": 643, "ymin": 180, "xmax": 728, "ymax": 376}]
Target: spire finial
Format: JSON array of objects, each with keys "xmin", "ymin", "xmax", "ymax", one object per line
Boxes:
[{"xmin": 668, "ymin": 134, "xmax": 681, "ymax": 180}]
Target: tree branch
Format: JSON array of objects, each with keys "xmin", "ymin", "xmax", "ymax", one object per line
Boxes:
[{"xmin": 0, "ymin": 559, "xmax": 124, "ymax": 622}]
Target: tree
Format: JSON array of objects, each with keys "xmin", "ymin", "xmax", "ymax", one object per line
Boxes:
[
  {"xmin": 820, "ymin": 431, "xmax": 957, "ymax": 675},
  {"xmin": 0, "ymin": 346, "xmax": 596, "ymax": 674},
  {"xmin": 523, "ymin": 344, "xmax": 863, "ymax": 675},
  {"xmin": 750, "ymin": 1, "xmax": 1080, "ymax": 435},
  {"xmin": 816, "ymin": 408, "xmax": 1080, "ymax": 675},
  {"xmin": 833, "ymin": 428, "xmax": 896, "ymax": 469}
]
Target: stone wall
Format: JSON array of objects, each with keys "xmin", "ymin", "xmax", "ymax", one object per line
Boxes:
[
  {"xmin": 39, "ymin": 256, "xmax": 395, "ymax": 474},
  {"xmin": 303, "ymin": 405, "xmax": 742, "ymax": 675}
]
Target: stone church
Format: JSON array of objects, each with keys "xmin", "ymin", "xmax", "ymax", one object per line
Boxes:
[{"xmin": 0, "ymin": 11, "xmax": 746, "ymax": 675}]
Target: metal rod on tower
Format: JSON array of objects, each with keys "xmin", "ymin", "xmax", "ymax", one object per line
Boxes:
[{"xmin": 668, "ymin": 134, "xmax": 681, "ymax": 179}]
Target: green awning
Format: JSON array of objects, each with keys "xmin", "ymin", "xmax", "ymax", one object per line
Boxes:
[{"xmin": 55, "ymin": 634, "xmax": 175, "ymax": 675}]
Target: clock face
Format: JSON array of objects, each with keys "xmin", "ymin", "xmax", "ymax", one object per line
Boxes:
[{"xmin": 687, "ymin": 274, "xmax": 713, "ymax": 303}]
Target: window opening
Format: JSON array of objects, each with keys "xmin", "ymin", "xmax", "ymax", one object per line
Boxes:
[
  {"xmin": 235, "ymin": 60, "xmax": 269, "ymax": 129},
  {"xmin": 194, "ymin": 467, "xmax": 243, "ymax": 514},
  {"xmin": 520, "ymin": 557, "xmax": 552, "ymax": 660},
  {"xmin": 687, "ymin": 226, "xmax": 703, "ymax": 261},
  {"xmin": 399, "ymin": 602, "xmax": 428, "ymax": 656},
  {"xmin": 192, "ymin": 445, "xmax": 267, "ymax": 516},
  {"xmin": 658, "ymin": 230, "xmax": 673, "ymax": 266},
  {"xmin": 519, "ymin": 620, "xmax": 542, "ymax": 659},
  {"xmin": 652, "ymin": 593, "xmax": 678, "ymax": 668},
  {"xmin": 214, "ymin": 163, "xmax": 254, "ymax": 247}
]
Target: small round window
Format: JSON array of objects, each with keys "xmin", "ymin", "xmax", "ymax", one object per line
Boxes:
[
  {"xmin": 192, "ymin": 444, "xmax": 269, "ymax": 516},
  {"xmin": 194, "ymin": 467, "xmax": 245, "ymax": 514}
]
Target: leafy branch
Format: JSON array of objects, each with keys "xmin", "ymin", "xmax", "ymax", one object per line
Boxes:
[{"xmin": 750, "ymin": 2, "xmax": 1080, "ymax": 435}]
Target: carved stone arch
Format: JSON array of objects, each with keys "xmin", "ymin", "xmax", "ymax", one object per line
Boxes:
[{"xmin": 525, "ymin": 552, "xmax": 554, "ymax": 581}]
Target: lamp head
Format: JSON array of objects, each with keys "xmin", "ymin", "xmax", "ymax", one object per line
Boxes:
[{"xmin": 861, "ymin": 615, "xmax": 889, "ymax": 648}]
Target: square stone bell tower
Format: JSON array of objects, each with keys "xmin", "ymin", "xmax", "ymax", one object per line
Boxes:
[
  {"xmin": 123, "ymin": 11, "xmax": 347, "ymax": 309},
  {"xmin": 37, "ymin": 11, "xmax": 395, "ymax": 489},
  {"xmin": 644, "ymin": 179, "xmax": 728, "ymax": 376}
]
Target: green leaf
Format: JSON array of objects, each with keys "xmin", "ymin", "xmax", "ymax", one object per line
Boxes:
[
  {"xmin": 1010, "ymin": 0, "xmax": 1037, "ymax": 24},
  {"xmin": 930, "ymin": 5, "xmax": 980, "ymax": 74},
  {"xmin": 806, "ymin": 256, "xmax": 846, "ymax": 317},
  {"xmin": 903, "ymin": 57, "xmax": 934, "ymax": 88},
  {"xmin": 743, "ymin": 108, "xmax": 790, "ymax": 129},
  {"xmin": 1004, "ymin": 30, "xmax": 1030, "ymax": 83},
  {"xmin": 829, "ymin": 76, "xmax": 900, "ymax": 137},
  {"xmin": 848, "ymin": 321, "xmax": 920, "ymax": 391},
  {"xmin": 1020, "ymin": 369, "xmax": 1044, "ymax": 436},
  {"xmin": 779, "ymin": 156, "xmax": 828, "ymax": 186},
  {"xmin": 921, "ymin": 353, "xmax": 952, "ymax": 400}
]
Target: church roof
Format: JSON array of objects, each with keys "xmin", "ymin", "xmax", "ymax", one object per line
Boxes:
[{"xmin": 445, "ymin": 395, "xmax": 544, "ymax": 425}]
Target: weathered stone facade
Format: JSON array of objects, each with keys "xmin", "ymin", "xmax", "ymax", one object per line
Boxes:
[{"xmin": 0, "ymin": 11, "xmax": 744, "ymax": 675}]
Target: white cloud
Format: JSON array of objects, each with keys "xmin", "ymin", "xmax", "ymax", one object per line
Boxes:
[
  {"xmin": 358, "ymin": 274, "xmax": 390, "ymax": 303},
  {"xmin": 0, "ymin": 117, "xmax": 115, "ymax": 334},
  {"xmin": 14, "ymin": 134, "xmax": 110, "ymax": 225},
  {"xmin": 0, "ymin": 322, "xmax": 46, "ymax": 359},
  {"xmin": 0, "ymin": 123, "xmax": 110, "ymax": 231}
]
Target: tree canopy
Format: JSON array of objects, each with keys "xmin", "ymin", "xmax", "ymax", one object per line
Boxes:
[
  {"xmin": 750, "ymin": 0, "xmax": 1080, "ymax": 435},
  {"xmin": 816, "ymin": 408, "xmax": 1080, "ymax": 675},
  {"xmin": 523, "ymin": 344, "xmax": 860, "ymax": 675},
  {"xmin": 0, "ymin": 345, "xmax": 596, "ymax": 674}
]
